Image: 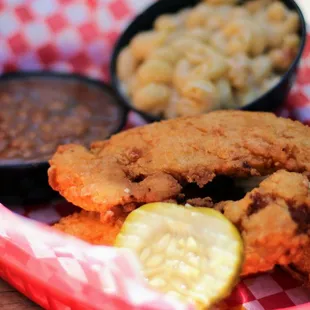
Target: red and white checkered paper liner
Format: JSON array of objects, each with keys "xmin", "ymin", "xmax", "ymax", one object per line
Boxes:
[
  {"xmin": 0, "ymin": 0, "xmax": 310, "ymax": 309},
  {"xmin": 0, "ymin": 204, "xmax": 193, "ymax": 310},
  {"xmin": 8, "ymin": 198, "xmax": 310, "ymax": 310}
]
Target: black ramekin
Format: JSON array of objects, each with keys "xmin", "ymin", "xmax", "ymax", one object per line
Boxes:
[
  {"xmin": 0, "ymin": 71, "xmax": 128, "ymax": 205},
  {"xmin": 110, "ymin": 0, "xmax": 307, "ymax": 122}
]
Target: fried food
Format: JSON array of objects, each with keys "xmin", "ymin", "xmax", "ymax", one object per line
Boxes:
[
  {"xmin": 48, "ymin": 111, "xmax": 310, "ymax": 214},
  {"xmin": 216, "ymin": 170, "xmax": 310, "ymax": 275},
  {"xmin": 53, "ymin": 210, "xmax": 126, "ymax": 246},
  {"xmin": 53, "ymin": 170, "xmax": 310, "ymax": 277},
  {"xmin": 285, "ymin": 244, "xmax": 310, "ymax": 287}
]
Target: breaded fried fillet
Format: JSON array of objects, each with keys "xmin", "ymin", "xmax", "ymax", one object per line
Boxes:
[
  {"xmin": 285, "ymin": 245, "xmax": 310, "ymax": 287},
  {"xmin": 217, "ymin": 170, "xmax": 310, "ymax": 275},
  {"xmin": 53, "ymin": 170, "xmax": 310, "ymax": 276},
  {"xmin": 48, "ymin": 111, "xmax": 310, "ymax": 213},
  {"xmin": 53, "ymin": 210, "xmax": 126, "ymax": 246}
]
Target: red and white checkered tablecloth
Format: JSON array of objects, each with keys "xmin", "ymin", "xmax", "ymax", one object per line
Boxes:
[
  {"xmin": 0, "ymin": 0, "xmax": 151, "ymax": 80},
  {"xmin": 0, "ymin": 1, "xmax": 310, "ymax": 310}
]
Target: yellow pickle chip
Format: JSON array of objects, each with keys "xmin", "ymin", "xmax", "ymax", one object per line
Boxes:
[{"xmin": 115, "ymin": 202, "xmax": 244, "ymax": 309}]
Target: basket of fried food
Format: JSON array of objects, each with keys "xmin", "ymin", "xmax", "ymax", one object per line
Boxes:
[{"xmin": 48, "ymin": 110, "xmax": 310, "ymax": 309}]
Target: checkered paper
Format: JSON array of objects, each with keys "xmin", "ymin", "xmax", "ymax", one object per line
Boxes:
[
  {"xmin": 0, "ymin": 0, "xmax": 310, "ymax": 309},
  {"xmin": 0, "ymin": 204, "xmax": 192, "ymax": 310},
  {"xmin": 10, "ymin": 198, "xmax": 310, "ymax": 310},
  {"xmin": 0, "ymin": 0, "xmax": 152, "ymax": 80}
]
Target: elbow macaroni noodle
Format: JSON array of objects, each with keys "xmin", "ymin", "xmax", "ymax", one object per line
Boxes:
[{"xmin": 117, "ymin": 0, "xmax": 301, "ymax": 118}]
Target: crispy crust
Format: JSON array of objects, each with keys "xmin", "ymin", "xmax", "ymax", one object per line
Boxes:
[
  {"xmin": 48, "ymin": 111, "xmax": 310, "ymax": 213},
  {"xmin": 53, "ymin": 170, "xmax": 310, "ymax": 277},
  {"xmin": 217, "ymin": 170, "xmax": 310, "ymax": 275},
  {"xmin": 285, "ymin": 244, "xmax": 310, "ymax": 287},
  {"xmin": 53, "ymin": 210, "xmax": 126, "ymax": 246}
]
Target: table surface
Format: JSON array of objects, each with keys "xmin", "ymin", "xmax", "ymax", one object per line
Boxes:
[
  {"xmin": 0, "ymin": 278, "xmax": 41, "ymax": 310},
  {"xmin": 0, "ymin": 1, "xmax": 309, "ymax": 309}
]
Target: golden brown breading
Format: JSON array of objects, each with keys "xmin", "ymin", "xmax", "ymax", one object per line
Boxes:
[
  {"xmin": 53, "ymin": 210, "xmax": 126, "ymax": 246},
  {"xmin": 53, "ymin": 170, "xmax": 310, "ymax": 277},
  {"xmin": 218, "ymin": 170, "xmax": 310, "ymax": 276},
  {"xmin": 285, "ymin": 244, "xmax": 310, "ymax": 287},
  {"xmin": 48, "ymin": 111, "xmax": 310, "ymax": 213}
]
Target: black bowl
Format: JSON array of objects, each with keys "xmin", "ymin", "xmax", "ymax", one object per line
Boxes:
[
  {"xmin": 110, "ymin": 0, "xmax": 307, "ymax": 122},
  {"xmin": 0, "ymin": 71, "xmax": 128, "ymax": 206}
]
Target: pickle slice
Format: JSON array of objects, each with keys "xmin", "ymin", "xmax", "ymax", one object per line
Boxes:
[{"xmin": 115, "ymin": 203, "xmax": 243, "ymax": 309}]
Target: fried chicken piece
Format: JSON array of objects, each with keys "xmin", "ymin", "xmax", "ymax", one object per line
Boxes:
[
  {"xmin": 217, "ymin": 170, "xmax": 310, "ymax": 276},
  {"xmin": 186, "ymin": 197, "xmax": 214, "ymax": 208},
  {"xmin": 48, "ymin": 111, "xmax": 310, "ymax": 213},
  {"xmin": 285, "ymin": 244, "xmax": 310, "ymax": 287},
  {"xmin": 53, "ymin": 169, "xmax": 310, "ymax": 277},
  {"xmin": 53, "ymin": 210, "xmax": 126, "ymax": 246}
]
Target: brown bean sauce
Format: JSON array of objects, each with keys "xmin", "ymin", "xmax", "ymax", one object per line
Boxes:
[{"xmin": 0, "ymin": 77, "xmax": 124, "ymax": 163}]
